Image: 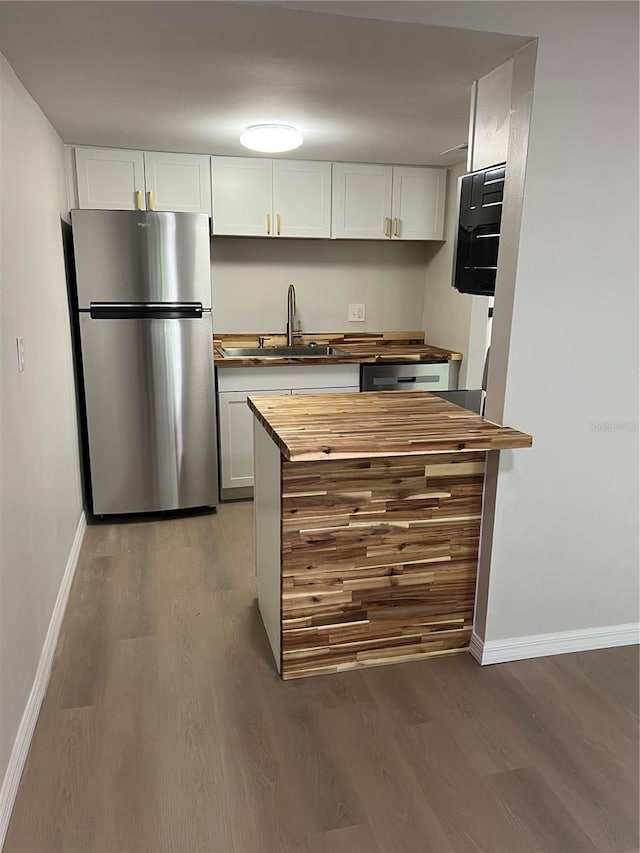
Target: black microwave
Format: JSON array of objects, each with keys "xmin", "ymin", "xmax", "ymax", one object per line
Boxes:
[{"xmin": 452, "ymin": 163, "xmax": 505, "ymax": 296}]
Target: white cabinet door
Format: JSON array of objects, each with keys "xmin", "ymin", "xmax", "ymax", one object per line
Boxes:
[
  {"xmin": 75, "ymin": 147, "xmax": 145, "ymax": 210},
  {"xmin": 219, "ymin": 389, "xmax": 287, "ymax": 491},
  {"xmin": 211, "ymin": 156, "xmax": 272, "ymax": 236},
  {"xmin": 391, "ymin": 166, "xmax": 447, "ymax": 241},
  {"xmin": 273, "ymin": 160, "xmax": 332, "ymax": 238},
  {"xmin": 291, "ymin": 387, "xmax": 360, "ymax": 395},
  {"xmin": 332, "ymin": 163, "xmax": 393, "ymax": 239},
  {"xmin": 144, "ymin": 152, "xmax": 211, "ymax": 214}
]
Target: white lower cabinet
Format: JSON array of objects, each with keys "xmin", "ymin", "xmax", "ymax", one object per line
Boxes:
[
  {"xmin": 217, "ymin": 365, "xmax": 360, "ymax": 498},
  {"xmin": 218, "ymin": 389, "xmax": 285, "ymax": 492}
]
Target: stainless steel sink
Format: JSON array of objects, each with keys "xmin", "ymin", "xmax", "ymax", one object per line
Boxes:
[{"xmin": 220, "ymin": 345, "xmax": 350, "ymax": 358}]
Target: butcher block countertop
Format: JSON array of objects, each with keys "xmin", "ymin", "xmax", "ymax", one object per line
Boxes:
[
  {"xmin": 214, "ymin": 331, "xmax": 462, "ymax": 366},
  {"xmin": 248, "ymin": 391, "xmax": 533, "ymax": 462}
]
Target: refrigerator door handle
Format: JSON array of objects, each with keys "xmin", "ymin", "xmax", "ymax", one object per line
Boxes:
[{"xmin": 88, "ymin": 302, "xmax": 204, "ymax": 319}]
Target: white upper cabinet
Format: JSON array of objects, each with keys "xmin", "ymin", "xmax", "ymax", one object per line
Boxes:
[
  {"xmin": 211, "ymin": 157, "xmax": 272, "ymax": 236},
  {"xmin": 390, "ymin": 166, "xmax": 447, "ymax": 240},
  {"xmin": 211, "ymin": 157, "xmax": 331, "ymax": 238},
  {"xmin": 332, "ymin": 162, "xmax": 446, "ymax": 240},
  {"xmin": 75, "ymin": 148, "xmax": 146, "ymax": 211},
  {"xmin": 144, "ymin": 152, "xmax": 211, "ymax": 214},
  {"xmin": 75, "ymin": 147, "xmax": 212, "ymax": 213},
  {"xmin": 72, "ymin": 147, "xmax": 446, "ymax": 241},
  {"xmin": 272, "ymin": 160, "xmax": 332, "ymax": 238},
  {"xmin": 331, "ymin": 163, "xmax": 393, "ymax": 239}
]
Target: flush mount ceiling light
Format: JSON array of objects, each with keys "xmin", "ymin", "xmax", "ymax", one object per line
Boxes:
[{"xmin": 240, "ymin": 124, "xmax": 303, "ymax": 153}]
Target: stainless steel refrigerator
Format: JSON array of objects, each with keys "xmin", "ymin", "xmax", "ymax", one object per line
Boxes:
[{"xmin": 71, "ymin": 210, "xmax": 218, "ymax": 516}]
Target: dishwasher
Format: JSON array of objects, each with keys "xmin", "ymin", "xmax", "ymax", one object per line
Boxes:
[
  {"xmin": 361, "ymin": 362, "xmax": 453, "ymax": 392},
  {"xmin": 360, "ymin": 362, "xmax": 484, "ymax": 414}
]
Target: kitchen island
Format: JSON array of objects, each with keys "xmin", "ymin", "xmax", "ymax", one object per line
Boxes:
[{"xmin": 248, "ymin": 392, "xmax": 532, "ymax": 680}]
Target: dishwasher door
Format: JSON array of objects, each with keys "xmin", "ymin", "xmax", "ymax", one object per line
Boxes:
[{"xmin": 361, "ymin": 362, "xmax": 451, "ymax": 392}]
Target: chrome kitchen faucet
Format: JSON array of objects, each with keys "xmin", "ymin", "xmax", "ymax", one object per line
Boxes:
[{"xmin": 286, "ymin": 283, "xmax": 296, "ymax": 346}]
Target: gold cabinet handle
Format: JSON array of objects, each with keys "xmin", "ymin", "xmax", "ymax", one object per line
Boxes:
[
  {"xmin": 135, "ymin": 190, "xmax": 144, "ymax": 211},
  {"xmin": 266, "ymin": 213, "xmax": 271, "ymax": 235},
  {"xmin": 276, "ymin": 213, "xmax": 281, "ymax": 235},
  {"xmin": 384, "ymin": 216, "xmax": 391, "ymax": 237},
  {"xmin": 147, "ymin": 190, "xmax": 154, "ymax": 211},
  {"xmin": 393, "ymin": 217, "xmax": 400, "ymax": 237}
]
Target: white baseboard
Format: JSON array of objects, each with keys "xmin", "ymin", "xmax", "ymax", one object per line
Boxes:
[
  {"xmin": 469, "ymin": 631, "xmax": 484, "ymax": 663},
  {"xmin": 0, "ymin": 512, "xmax": 86, "ymax": 848},
  {"xmin": 470, "ymin": 622, "xmax": 640, "ymax": 665}
]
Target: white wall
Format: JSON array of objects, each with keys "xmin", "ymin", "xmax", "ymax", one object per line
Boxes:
[
  {"xmin": 422, "ymin": 160, "xmax": 490, "ymax": 388},
  {"xmin": 482, "ymin": 7, "xmax": 639, "ymax": 640},
  {"xmin": 471, "ymin": 57, "xmax": 513, "ymax": 172},
  {"xmin": 0, "ymin": 55, "xmax": 82, "ymax": 781},
  {"xmin": 211, "ymin": 238, "xmax": 428, "ymax": 333},
  {"xmin": 285, "ymin": 1, "xmax": 640, "ymax": 643}
]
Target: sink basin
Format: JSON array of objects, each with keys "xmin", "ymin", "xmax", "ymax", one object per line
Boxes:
[{"xmin": 221, "ymin": 345, "xmax": 350, "ymax": 358}]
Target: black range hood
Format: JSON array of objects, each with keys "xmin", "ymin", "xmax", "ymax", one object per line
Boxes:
[{"xmin": 452, "ymin": 163, "xmax": 505, "ymax": 296}]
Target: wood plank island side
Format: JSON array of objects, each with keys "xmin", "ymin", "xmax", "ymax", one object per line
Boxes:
[{"xmin": 250, "ymin": 392, "xmax": 532, "ymax": 680}]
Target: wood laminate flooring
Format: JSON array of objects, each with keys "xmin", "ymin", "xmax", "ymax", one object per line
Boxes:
[{"xmin": 5, "ymin": 503, "xmax": 639, "ymax": 853}]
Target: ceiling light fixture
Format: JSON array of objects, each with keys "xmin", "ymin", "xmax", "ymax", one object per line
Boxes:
[{"xmin": 240, "ymin": 124, "xmax": 303, "ymax": 153}]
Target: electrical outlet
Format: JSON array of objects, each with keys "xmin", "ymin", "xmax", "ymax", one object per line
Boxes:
[
  {"xmin": 16, "ymin": 337, "xmax": 24, "ymax": 373},
  {"xmin": 348, "ymin": 303, "xmax": 366, "ymax": 322}
]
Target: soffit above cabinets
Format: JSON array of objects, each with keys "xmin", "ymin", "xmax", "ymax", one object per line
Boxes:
[{"xmin": 0, "ymin": 2, "xmax": 530, "ymax": 166}]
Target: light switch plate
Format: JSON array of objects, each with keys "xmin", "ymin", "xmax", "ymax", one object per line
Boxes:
[{"xmin": 348, "ymin": 303, "xmax": 366, "ymax": 322}]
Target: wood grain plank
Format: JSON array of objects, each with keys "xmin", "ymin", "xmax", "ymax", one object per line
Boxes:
[
  {"xmin": 279, "ymin": 453, "xmax": 485, "ymax": 678},
  {"xmin": 249, "ymin": 392, "xmax": 532, "ymax": 461},
  {"xmin": 486, "ymin": 767, "xmax": 600, "ymax": 852}
]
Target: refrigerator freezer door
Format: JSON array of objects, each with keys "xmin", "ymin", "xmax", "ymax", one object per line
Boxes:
[
  {"xmin": 71, "ymin": 210, "xmax": 212, "ymax": 308},
  {"xmin": 79, "ymin": 312, "xmax": 217, "ymax": 514}
]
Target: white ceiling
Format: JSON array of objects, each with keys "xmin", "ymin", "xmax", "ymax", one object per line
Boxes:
[{"xmin": 0, "ymin": 2, "xmax": 529, "ymax": 166}]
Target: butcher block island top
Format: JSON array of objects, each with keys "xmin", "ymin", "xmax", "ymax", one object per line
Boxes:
[
  {"xmin": 247, "ymin": 391, "xmax": 532, "ymax": 462},
  {"xmin": 250, "ymin": 392, "xmax": 532, "ymax": 680}
]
